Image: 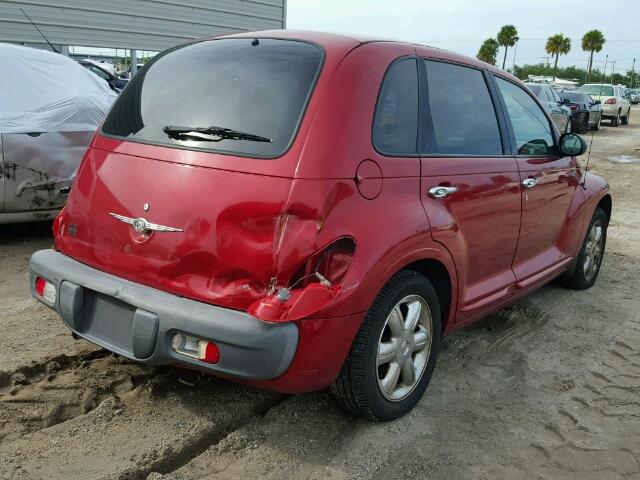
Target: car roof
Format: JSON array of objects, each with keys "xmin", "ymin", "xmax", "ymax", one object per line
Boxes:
[{"xmin": 212, "ymin": 29, "xmax": 515, "ymax": 79}]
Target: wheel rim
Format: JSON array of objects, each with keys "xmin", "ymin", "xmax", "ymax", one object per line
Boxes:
[
  {"xmin": 376, "ymin": 294, "xmax": 432, "ymax": 402},
  {"xmin": 583, "ymin": 220, "xmax": 604, "ymax": 282}
]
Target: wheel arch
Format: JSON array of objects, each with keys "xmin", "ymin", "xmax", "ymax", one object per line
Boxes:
[
  {"xmin": 597, "ymin": 194, "xmax": 612, "ymax": 224},
  {"xmin": 402, "ymin": 258, "xmax": 453, "ymax": 335}
]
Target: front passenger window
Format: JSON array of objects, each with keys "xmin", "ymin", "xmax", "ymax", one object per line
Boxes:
[{"xmin": 495, "ymin": 77, "xmax": 556, "ymax": 156}]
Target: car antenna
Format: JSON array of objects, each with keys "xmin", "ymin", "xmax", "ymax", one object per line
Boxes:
[
  {"xmin": 20, "ymin": 8, "xmax": 60, "ymax": 54},
  {"xmin": 581, "ymin": 54, "xmax": 608, "ymax": 188}
]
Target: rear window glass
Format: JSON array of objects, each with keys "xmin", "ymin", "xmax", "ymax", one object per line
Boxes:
[
  {"xmin": 579, "ymin": 85, "xmax": 614, "ymax": 97},
  {"xmin": 562, "ymin": 92, "xmax": 586, "ymax": 102},
  {"xmin": 102, "ymin": 39, "xmax": 323, "ymax": 158}
]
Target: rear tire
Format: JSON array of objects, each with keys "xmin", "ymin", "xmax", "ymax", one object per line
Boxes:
[
  {"xmin": 558, "ymin": 208, "xmax": 607, "ymax": 290},
  {"xmin": 331, "ymin": 270, "xmax": 441, "ymax": 421},
  {"xmin": 576, "ymin": 114, "xmax": 589, "ymax": 134},
  {"xmin": 611, "ymin": 110, "xmax": 621, "ymax": 127},
  {"xmin": 621, "ymin": 109, "xmax": 630, "ymax": 125}
]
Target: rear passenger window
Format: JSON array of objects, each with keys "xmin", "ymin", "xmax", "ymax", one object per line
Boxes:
[
  {"xmin": 373, "ymin": 58, "xmax": 419, "ymax": 155},
  {"xmin": 421, "ymin": 60, "xmax": 502, "ymax": 155},
  {"xmin": 495, "ymin": 77, "xmax": 556, "ymax": 156}
]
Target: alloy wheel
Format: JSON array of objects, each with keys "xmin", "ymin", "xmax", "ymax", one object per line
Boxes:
[
  {"xmin": 376, "ymin": 295, "xmax": 432, "ymax": 401},
  {"xmin": 583, "ymin": 220, "xmax": 604, "ymax": 282}
]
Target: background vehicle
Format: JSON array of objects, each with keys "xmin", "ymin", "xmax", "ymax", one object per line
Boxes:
[
  {"xmin": 0, "ymin": 43, "xmax": 116, "ymax": 223},
  {"xmin": 627, "ymin": 88, "xmax": 639, "ymax": 104},
  {"xmin": 578, "ymin": 83, "xmax": 631, "ymax": 126},
  {"xmin": 558, "ymin": 90, "xmax": 603, "ymax": 132},
  {"xmin": 30, "ymin": 32, "xmax": 611, "ymax": 421},
  {"xmin": 78, "ymin": 59, "xmax": 129, "ymax": 92},
  {"xmin": 524, "ymin": 83, "xmax": 572, "ymax": 133}
]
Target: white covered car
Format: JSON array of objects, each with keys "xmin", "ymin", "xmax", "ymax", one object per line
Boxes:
[{"xmin": 0, "ymin": 44, "xmax": 115, "ymax": 223}]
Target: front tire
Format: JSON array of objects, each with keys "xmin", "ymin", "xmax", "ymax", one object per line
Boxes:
[
  {"xmin": 558, "ymin": 208, "xmax": 607, "ymax": 290},
  {"xmin": 331, "ymin": 270, "xmax": 441, "ymax": 421},
  {"xmin": 592, "ymin": 114, "xmax": 601, "ymax": 131}
]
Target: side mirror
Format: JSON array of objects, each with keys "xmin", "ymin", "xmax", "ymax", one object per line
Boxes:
[
  {"xmin": 594, "ymin": 100, "xmax": 601, "ymax": 105},
  {"xmin": 562, "ymin": 98, "xmax": 571, "ymax": 105},
  {"xmin": 559, "ymin": 133, "xmax": 587, "ymax": 157}
]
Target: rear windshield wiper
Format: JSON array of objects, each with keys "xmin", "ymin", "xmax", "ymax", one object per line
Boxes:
[{"xmin": 163, "ymin": 125, "xmax": 272, "ymax": 143}]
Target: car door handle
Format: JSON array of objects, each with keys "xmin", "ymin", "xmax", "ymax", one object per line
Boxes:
[
  {"xmin": 522, "ymin": 178, "xmax": 539, "ymax": 189},
  {"xmin": 428, "ymin": 186, "xmax": 458, "ymax": 199}
]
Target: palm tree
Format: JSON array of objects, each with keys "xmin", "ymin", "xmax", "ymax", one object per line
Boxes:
[
  {"xmin": 477, "ymin": 38, "xmax": 499, "ymax": 65},
  {"xmin": 582, "ymin": 30, "xmax": 605, "ymax": 80},
  {"xmin": 546, "ymin": 34, "xmax": 571, "ymax": 80},
  {"xmin": 497, "ymin": 25, "xmax": 518, "ymax": 70}
]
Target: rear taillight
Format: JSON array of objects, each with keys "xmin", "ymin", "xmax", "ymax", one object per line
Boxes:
[
  {"xmin": 605, "ymin": 98, "xmax": 617, "ymax": 105},
  {"xmin": 248, "ymin": 237, "xmax": 356, "ymax": 322},
  {"xmin": 569, "ymin": 103, "xmax": 578, "ymax": 110},
  {"xmin": 171, "ymin": 333, "xmax": 220, "ymax": 364},
  {"xmin": 35, "ymin": 277, "xmax": 56, "ymax": 305}
]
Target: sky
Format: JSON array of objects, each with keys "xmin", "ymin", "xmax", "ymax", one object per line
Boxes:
[{"xmin": 287, "ymin": 0, "xmax": 640, "ymax": 73}]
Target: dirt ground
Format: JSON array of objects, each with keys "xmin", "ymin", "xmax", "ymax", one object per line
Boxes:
[{"xmin": 1, "ymin": 107, "xmax": 639, "ymax": 480}]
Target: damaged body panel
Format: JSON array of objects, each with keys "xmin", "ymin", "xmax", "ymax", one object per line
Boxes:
[
  {"xmin": 0, "ymin": 43, "xmax": 115, "ymax": 223},
  {"xmin": 1, "ymin": 131, "xmax": 93, "ymax": 219}
]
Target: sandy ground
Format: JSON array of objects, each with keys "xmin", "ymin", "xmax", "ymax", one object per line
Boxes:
[{"xmin": 1, "ymin": 107, "xmax": 639, "ymax": 480}]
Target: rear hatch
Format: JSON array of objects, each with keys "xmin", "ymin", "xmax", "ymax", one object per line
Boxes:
[{"xmin": 55, "ymin": 37, "xmax": 328, "ymax": 310}]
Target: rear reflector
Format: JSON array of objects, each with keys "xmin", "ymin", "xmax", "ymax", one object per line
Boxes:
[
  {"xmin": 35, "ymin": 277, "xmax": 56, "ymax": 304},
  {"xmin": 605, "ymin": 98, "xmax": 617, "ymax": 105},
  {"xmin": 171, "ymin": 333, "xmax": 220, "ymax": 364}
]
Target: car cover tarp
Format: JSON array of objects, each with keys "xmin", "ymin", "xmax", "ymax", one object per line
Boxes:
[{"xmin": 0, "ymin": 43, "xmax": 116, "ymax": 134}]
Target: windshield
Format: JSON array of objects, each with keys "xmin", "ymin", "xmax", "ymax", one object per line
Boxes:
[
  {"xmin": 579, "ymin": 84, "xmax": 614, "ymax": 96},
  {"xmin": 101, "ymin": 38, "xmax": 324, "ymax": 158}
]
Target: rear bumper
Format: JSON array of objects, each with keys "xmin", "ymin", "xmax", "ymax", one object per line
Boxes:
[
  {"xmin": 601, "ymin": 104, "xmax": 619, "ymax": 117},
  {"xmin": 29, "ymin": 249, "xmax": 298, "ymax": 381}
]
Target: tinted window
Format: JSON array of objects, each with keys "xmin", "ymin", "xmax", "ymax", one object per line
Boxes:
[
  {"xmin": 580, "ymin": 84, "xmax": 614, "ymax": 96},
  {"xmin": 372, "ymin": 58, "xmax": 419, "ymax": 155},
  {"xmin": 102, "ymin": 39, "xmax": 323, "ymax": 158},
  {"xmin": 562, "ymin": 92, "xmax": 587, "ymax": 102},
  {"xmin": 495, "ymin": 77, "xmax": 556, "ymax": 156},
  {"xmin": 421, "ymin": 60, "xmax": 502, "ymax": 155}
]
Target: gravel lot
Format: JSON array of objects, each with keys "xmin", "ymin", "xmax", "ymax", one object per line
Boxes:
[{"xmin": 1, "ymin": 106, "xmax": 639, "ymax": 480}]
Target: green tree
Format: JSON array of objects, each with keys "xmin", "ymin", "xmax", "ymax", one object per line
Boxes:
[
  {"xmin": 546, "ymin": 34, "xmax": 571, "ymax": 80},
  {"xmin": 497, "ymin": 25, "xmax": 519, "ymax": 70},
  {"xmin": 477, "ymin": 38, "xmax": 499, "ymax": 65},
  {"xmin": 581, "ymin": 30, "xmax": 606, "ymax": 80}
]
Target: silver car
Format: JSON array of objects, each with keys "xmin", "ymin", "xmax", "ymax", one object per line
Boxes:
[
  {"xmin": 0, "ymin": 44, "xmax": 115, "ymax": 223},
  {"xmin": 524, "ymin": 83, "xmax": 573, "ymax": 133},
  {"xmin": 578, "ymin": 84, "xmax": 631, "ymax": 127}
]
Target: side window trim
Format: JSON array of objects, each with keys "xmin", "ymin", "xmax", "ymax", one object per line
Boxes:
[
  {"xmin": 418, "ymin": 58, "xmax": 509, "ymax": 157},
  {"xmin": 489, "ymin": 73, "xmax": 560, "ymax": 158}
]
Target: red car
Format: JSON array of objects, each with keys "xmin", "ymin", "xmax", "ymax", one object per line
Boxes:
[{"xmin": 30, "ymin": 31, "xmax": 611, "ymax": 420}]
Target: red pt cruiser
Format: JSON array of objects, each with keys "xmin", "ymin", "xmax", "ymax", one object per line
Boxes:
[{"xmin": 30, "ymin": 31, "xmax": 611, "ymax": 420}]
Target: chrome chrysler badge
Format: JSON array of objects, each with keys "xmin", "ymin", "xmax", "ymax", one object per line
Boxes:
[{"xmin": 109, "ymin": 212, "xmax": 183, "ymax": 233}]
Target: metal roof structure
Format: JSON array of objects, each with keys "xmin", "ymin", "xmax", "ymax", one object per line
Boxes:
[{"xmin": 0, "ymin": 0, "xmax": 286, "ymax": 52}]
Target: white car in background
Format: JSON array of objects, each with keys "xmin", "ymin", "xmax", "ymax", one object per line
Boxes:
[{"xmin": 579, "ymin": 84, "xmax": 631, "ymax": 127}]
